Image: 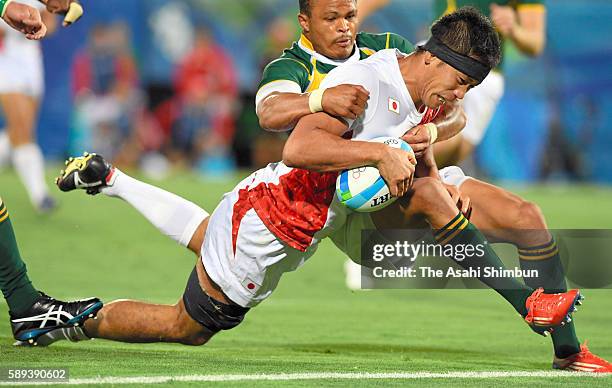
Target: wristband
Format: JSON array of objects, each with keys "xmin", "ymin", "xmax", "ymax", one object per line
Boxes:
[
  {"xmin": 424, "ymin": 123, "xmax": 438, "ymax": 144},
  {"xmin": 62, "ymin": 1, "xmax": 83, "ymax": 26},
  {"xmin": 1, "ymin": 0, "xmax": 13, "ymax": 18},
  {"xmin": 308, "ymin": 88, "xmax": 325, "ymax": 113}
]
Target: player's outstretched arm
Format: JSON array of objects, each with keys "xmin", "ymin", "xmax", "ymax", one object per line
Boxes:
[
  {"xmin": 490, "ymin": 3, "xmax": 546, "ymax": 56},
  {"xmin": 257, "ymin": 92, "xmax": 315, "ymax": 131},
  {"xmin": 257, "ymin": 84, "xmax": 369, "ymax": 131},
  {"xmin": 38, "ymin": 0, "xmax": 83, "ymax": 26},
  {"xmin": 1, "ymin": 0, "xmax": 47, "ymax": 40}
]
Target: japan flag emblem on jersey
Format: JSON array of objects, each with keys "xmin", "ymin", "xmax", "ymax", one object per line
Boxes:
[{"xmin": 388, "ymin": 97, "xmax": 400, "ymax": 114}]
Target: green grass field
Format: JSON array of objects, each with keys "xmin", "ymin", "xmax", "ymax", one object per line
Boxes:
[{"xmin": 1, "ymin": 167, "xmax": 611, "ymax": 386}]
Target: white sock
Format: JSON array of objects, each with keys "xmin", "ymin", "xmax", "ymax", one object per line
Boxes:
[
  {"xmin": 11, "ymin": 143, "xmax": 49, "ymax": 205},
  {"xmin": 0, "ymin": 131, "xmax": 10, "ymax": 167},
  {"xmin": 101, "ymin": 170, "xmax": 209, "ymax": 247}
]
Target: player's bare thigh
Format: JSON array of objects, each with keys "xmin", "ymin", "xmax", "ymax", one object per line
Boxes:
[
  {"xmin": 459, "ymin": 178, "xmax": 549, "ymax": 246},
  {"xmin": 195, "ymin": 254, "xmax": 232, "ymax": 305},
  {"xmin": 172, "ymin": 258, "xmax": 236, "ymax": 345},
  {"xmin": 188, "ymin": 217, "xmax": 210, "ymax": 256},
  {"xmin": 0, "ymin": 93, "xmax": 39, "ymax": 145}
]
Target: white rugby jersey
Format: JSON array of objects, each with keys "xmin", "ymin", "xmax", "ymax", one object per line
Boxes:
[
  {"xmin": 234, "ymin": 49, "xmax": 440, "ymax": 253},
  {"xmin": 320, "ymin": 49, "xmax": 441, "ymax": 139}
]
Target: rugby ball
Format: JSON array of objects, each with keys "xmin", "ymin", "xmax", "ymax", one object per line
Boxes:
[{"xmin": 336, "ymin": 137, "xmax": 413, "ymax": 212}]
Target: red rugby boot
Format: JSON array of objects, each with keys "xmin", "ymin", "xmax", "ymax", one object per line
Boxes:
[
  {"xmin": 524, "ymin": 288, "xmax": 582, "ymax": 334},
  {"xmin": 553, "ymin": 342, "xmax": 612, "ymax": 373}
]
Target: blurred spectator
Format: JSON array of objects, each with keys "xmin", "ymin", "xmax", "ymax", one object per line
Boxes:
[
  {"xmin": 257, "ymin": 16, "xmax": 297, "ymax": 72},
  {"xmin": 540, "ymin": 95, "xmax": 596, "ymax": 181},
  {"xmin": 70, "ymin": 22, "xmax": 159, "ymax": 168},
  {"xmin": 165, "ymin": 27, "xmax": 239, "ymax": 174}
]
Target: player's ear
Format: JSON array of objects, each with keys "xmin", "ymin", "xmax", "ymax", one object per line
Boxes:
[
  {"xmin": 298, "ymin": 12, "xmax": 310, "ymax": 33},
  {"xmin": 423, "ymin": 51, "xmax": 435, "ymax": 65},
  {"xmin": 424, "ymin": 52, "xmax": 444, "ymax": 67}
]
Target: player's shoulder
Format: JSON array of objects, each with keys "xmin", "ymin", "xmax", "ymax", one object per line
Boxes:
[
  {"xmin": 357, "ymin": 32, "xmax": 415, "ymax": 54},
  {"xmin": 270, "ymin": 41, "xmax": 313, "ymax": 72},
  {"xmin": 259, "ymin": 41, "xmax": 313, "ymax": 89},
  {"xmin": 321, "ymin": 49, "xmax": 397, "ymax": 91}
]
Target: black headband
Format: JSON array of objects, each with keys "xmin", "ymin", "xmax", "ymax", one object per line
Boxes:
[{"xmin": 420, "ymin": 36, "xmax": 490, "ymax": 83}]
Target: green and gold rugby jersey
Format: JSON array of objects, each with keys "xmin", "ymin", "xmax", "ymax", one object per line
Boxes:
[
  {"xmin": 257, "ymin": 32, "xmax": 414, "ymax": 97},
  {"xmin": 433, "ymin": 0, "xmax": 545, "ymax": 69}
]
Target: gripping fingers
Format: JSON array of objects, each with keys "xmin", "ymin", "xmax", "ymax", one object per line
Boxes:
[
  {"xmin": 461, "ymin": 196, "xmax": 471, "ymax": 215},
  {"xmin": 404, "ymin": 178, "xmax": 412, "ymax": 194},
  {"xmin": 396, "ymin": 180, "xmax": 405, "ymax": 198},
  {"xmin": 348, "ymin": 104, "xmax": 363, "ymax": 119},
  {"xmin": 389, "ymin": 182, "xmax": 399, "ymax": 197}
]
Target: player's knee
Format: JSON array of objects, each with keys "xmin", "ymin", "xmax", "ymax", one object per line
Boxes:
[
  {"xmin": 513, "ymin": 200, "xmax": 546, "ymax": 229},
  {"xmin": 178, "ymin": 330, "xmax": 210, "ymax": 346},
  {"xmin": 174, "ymin": 324, "xmax": 211, "ymax": 347},
  {"xmin": 411, "ymin": 177, "xmax": 447, "ymax": 207},
  {"xmin": 172, "ymin": 302, "xmax": 213, "ymax": 346}
]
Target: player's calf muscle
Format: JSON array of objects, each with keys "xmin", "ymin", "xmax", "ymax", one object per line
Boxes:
[{"xmin": 83, "ymin": 299, "xmax": 213, "ymax": 345}]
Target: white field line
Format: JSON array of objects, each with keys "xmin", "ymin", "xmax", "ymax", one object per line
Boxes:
[{"xmin": 1, "ymin": 371, "xmax": 609, "ymax": 385}]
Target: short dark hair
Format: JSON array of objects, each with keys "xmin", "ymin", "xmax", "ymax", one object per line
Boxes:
[
  {"xmin": 299, "ymin": 0, "xmax": 310, "ymax": 15},
  {"xmin": 299, "ymin": 0, "xmax": 357, "ymax": 16},
  {"xmin": 430, "ymin": 6, "xmax": 501, "ymax": 70}
]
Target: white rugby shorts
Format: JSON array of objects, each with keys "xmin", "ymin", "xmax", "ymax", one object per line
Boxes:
[
  {"xmin": 200, "ymin": 175, "xmax": 318, "ymax": 308},
  {"xmin": 0, "ymin": 50, "xmax": 44, "ymax": 97}
]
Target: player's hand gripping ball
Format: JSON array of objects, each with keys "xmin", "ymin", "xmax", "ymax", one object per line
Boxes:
[{"xmin": 336, "ymin": 137, "xmax": 413, "ymax": 212}]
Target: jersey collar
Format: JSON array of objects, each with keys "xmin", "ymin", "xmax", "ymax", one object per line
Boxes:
[{"xmin": 298, "ymin": 34, "xmax": 361, "ymax": 66}]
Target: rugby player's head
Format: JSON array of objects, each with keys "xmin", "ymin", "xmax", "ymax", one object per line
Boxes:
[
  {"xmin": 298, "ymin": 0, "xmax": 358, "ymax": 60},
  {"xmin": 431, "ymin": 6, "xmax": 501, "ymax": 70},
  {"xmin": 414, "ymin": 6, "xmax": 501, "ymax": 109}
]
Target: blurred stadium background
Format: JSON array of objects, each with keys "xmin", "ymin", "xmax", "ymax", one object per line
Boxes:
[
  {"xmin": 2, "ymin": 1, "xmax": 612, "ymax": 384},
  {"xmin": 2, "ymin": 0, "xmax": 611, "ymax": 182}
]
